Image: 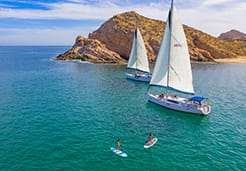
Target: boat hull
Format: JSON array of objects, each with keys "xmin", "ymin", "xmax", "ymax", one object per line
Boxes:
[
  {"xmin": 126, "ymin": 73, "xmax": 151, "ymax": 82},
  {"xmin": 148, "ymin": 94, "xmax": 211, "ymax": 115}
]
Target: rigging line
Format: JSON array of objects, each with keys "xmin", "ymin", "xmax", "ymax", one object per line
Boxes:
[
  {"xmin": 134, "ymin": 28, "xmax": 138, "ymax": 70},
  {"xmin": 169, "ymin": 0, "xmax": 185, "ymax": 47},
  {"xmin": 166, "ymin": 2, "xmax": 173, "ymax": 96},
  {"xmin": 169, "ymin": 64, "xmax": 181, "ymax": 81},
  {"xmin": 170, "ymin": 32, "xmax": 183, "ymax": 47}
]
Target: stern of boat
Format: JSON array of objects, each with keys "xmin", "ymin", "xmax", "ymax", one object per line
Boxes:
[
  {"xmin": 126, "ymin": 73, "xmax": 151, "ymax": 82},
  {"xmin": 200, "ymin": 104, "xmax": 211, "ymax": 115}
]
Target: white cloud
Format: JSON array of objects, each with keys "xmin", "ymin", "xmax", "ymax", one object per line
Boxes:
[
  {"xmin": 180, "ymin": 1, "xmax": 246, "ymax": 36},
  {"xmin": 0, "ymin": 0, "xmax": 245, "ymax": 45},
  {"xmin": 202, "ymin": 0, "xmax": 232, "ymax": 6},
  {"xmin": 0, "ymin": 1, "xmax": 170, "ymax": 20},
  {"xmin": 0, "ymin": 27, "xmax": 94, "ymax": 45},
  {"xmin": 0, "ymin": 1, "xmax": 125, "ymax": 20},
  {"xmin": 0, "ymin": 3, "xmax": 14, "ymax": 8}
]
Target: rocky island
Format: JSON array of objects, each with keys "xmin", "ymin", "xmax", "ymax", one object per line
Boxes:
[{"xmin": 55, "ymin": 11, "xmax": 246, "ymax": 63}]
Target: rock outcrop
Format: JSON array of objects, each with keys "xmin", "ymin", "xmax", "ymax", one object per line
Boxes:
[
  {"xmin": 56, "ymin": 11, "xmax": 246, "ymax": 63},
  {"xmin": 218, "ymin": 30, "xmax": 246, "ymax": 40},
  {"xmin": 56, "ymin": 35, "xmax": 125, "ymax": 63}
]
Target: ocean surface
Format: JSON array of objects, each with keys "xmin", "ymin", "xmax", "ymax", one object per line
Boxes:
[{"xmin": 0, "ymin": 46, "xmax": 245, "ymax": 170}]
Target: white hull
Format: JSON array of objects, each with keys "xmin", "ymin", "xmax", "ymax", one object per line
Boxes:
[
  {"xmin": 126, "ymin": 73, "xmax": 151, "ymax": 82},
  {"xmin": 148, "ymin": 93, "xmax": 211, "ymax": 115}
]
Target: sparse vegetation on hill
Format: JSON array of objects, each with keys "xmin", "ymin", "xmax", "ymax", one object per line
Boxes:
[{"xmin": 56, "ymin": 11, "xmax": 246, "ymax": 63}]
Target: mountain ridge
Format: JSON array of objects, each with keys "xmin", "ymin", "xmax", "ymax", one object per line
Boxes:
[
  {"xmin": 56, "ymin": 11, "xmax": 246, "ymax": 63},
  {"xmin": 218, "ymin": 29, "xmax": 246, "ymax": 40}
]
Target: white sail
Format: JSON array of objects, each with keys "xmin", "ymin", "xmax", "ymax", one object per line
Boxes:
[
  {"xmin": 127, "ymin": 30, "xmax": 137, "ymax": 69},
  {"xmin": 127, "ymin": 27, "xmax": 150, "ymax": 73},
  {"xmin": 149, "ymin": 12, "xmax": 171, "ymax": 88},
  {"xmin": 150, "ymin": 5, "xmax": 194, "ymax": 94}
]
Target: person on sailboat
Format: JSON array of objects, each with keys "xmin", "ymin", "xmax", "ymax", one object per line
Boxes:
[
  {"xmin": 135, "ymin": 73, "xmax": 140, "ymax": 78},
  {"xmin": 159, "ymin": 94, "xmax": 164, "ymax": 99}
]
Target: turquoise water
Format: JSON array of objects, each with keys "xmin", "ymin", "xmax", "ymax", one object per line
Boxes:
[{"xmin": 0, "ymin": 46, "xmax": 245, "ymax": 170}]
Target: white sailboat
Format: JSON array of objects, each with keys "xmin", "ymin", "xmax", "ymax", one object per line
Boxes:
[
  {"xmin": 148, "ymin": 0, "xmax": 211, "ymax": 115},
  {"xmin": 126, "ymin": 20, "xmax": 151, "ymax": 82}
]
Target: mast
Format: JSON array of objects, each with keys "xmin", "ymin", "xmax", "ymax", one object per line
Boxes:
[
  {"xmin": 165, "ymin": 0, "xmax": 173, "ymax": 95},
  {"xmin": 135, "ymin": 16, "xmax": 138, "ymax": 71}
]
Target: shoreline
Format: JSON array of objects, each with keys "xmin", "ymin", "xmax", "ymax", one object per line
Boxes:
[
  {"xmin": 53, "ymin": 57, "xmax": 246, "ymax": 64},
  {"xmin": 214, "ymin": 57, "xmax": 246, "ymax": 63}
]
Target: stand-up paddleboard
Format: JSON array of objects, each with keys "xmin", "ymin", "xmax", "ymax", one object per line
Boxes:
[
  {"xmin": 110, "ymin": 147, "xmax": 128, "ymax": 157},
  {"xmin": 144, "ymin": 137, "xmax": 158, "ymax": 148}
]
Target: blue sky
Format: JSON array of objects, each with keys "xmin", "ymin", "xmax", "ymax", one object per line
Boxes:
[{"xmin": 0, "ymin": 0, "xmax": 245, "ymax": 45}]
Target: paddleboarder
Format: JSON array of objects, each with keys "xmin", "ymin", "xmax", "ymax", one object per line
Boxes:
[
  {"xmin": 148, "ymin": 132, "xmax": 153, "ymax": 144},
  {"xmin": 116, "ymin": 139, "xmax": 121, "ymax": 151}
]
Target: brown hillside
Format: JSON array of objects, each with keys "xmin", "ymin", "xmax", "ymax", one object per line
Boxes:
[{"xmin": 56, "ymin": 11, "xmax": 246, "ymax": 63}]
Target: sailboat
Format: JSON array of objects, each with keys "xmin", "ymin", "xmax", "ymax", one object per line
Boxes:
[
  {"xmin": 126, "ymin": 19, "xmax": 151, "ymax": 82},
  {"xmin": 148, "ymin": 0, "xmax": 211, "ymax": 115}
]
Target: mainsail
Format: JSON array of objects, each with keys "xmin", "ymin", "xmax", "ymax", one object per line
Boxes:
[
  {"xmin": 149, "ymin": 3, "xmax": 194, "ymax": 94},
  {"xmin": 127, "ymin": 27, "xmax": 150, "ymax": 73}
]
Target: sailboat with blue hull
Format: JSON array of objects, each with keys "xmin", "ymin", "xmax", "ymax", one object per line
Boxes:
[
  {"xmin": 126, "ymin": 19, "xmax": 151, "ymax": 82},
  {"xmin": 148, "ymin": 0, "xmax": 211, "ymax": 115}
]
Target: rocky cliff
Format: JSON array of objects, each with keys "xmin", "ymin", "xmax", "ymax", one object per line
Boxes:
[
  {"xmin": 56, "ymin": 11, "xmax": 246, "ymax": 63},
  {"xmin": 218, "ymin": 30, "xmax": 246, "ymax": 40},
  {"xmin": 56, "ymin": 35, "xmax": 125, "ymax": 63}
]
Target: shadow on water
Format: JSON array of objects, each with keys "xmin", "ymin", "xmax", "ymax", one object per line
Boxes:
[{"xmin": 125, "ymin": 77, "xmax": 150, "ymax": 84}]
